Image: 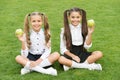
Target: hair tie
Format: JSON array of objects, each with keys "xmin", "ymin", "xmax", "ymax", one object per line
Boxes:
[
  {"xmin": 28, "ymin": 13, "xmax": 30, "ymax": 16},
  {"xmin": 41, "ymin": 12, "xmax": 45, "ymax": 16},
  {"xmin": 66, "ymin": 9, "xmax": 70, "ymax": 16},
  {"xmin": 66, "ymin": 10, "xmax": 70, "ymax": 13}
]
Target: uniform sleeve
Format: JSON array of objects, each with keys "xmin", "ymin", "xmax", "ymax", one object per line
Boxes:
[
  {"xmin": 84, "ymin": 36, "xmax": 92, "ymax": 50},
  {"xmin": 40, "ymin": 40, "xmax": 51, "ymax": 60},
  {"xmin": 60, "ymin": 28, "xmax": 68, "ymax": 55},
  {"xmin": 20, "ymin": 34, "xmax": 29, "ymax": 57}
]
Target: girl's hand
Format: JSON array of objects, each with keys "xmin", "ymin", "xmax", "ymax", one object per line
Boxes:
[
  {"xmin": 17, "ymin": 34, "xmax": 25, "ymax": 42},
  {"xmin": 46, "ymin": 40, "xmax": 51, "ymax": 48},
  {"xmin": 72, "ymin": 55, "xmax": 80, "ymax": 63},
  {"xmin": 88, "ymin": 26, "xmax": 95, "ymax": 34},
  {"xmin": 30, "ymin": 61, "xmax": 38, "ymax": 68}
]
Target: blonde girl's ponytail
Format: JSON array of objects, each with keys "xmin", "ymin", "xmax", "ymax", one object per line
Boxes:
[
  {"xmin": 43, "ymin": 14, "xmax": 50, "ymax": 44},
  {"xmin": 24, "ymin": 14, "xmax": 31, "ymax": 49}
]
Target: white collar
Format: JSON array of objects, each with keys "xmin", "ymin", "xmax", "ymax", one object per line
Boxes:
[
  {"xmin": 69, "ymin": 23, "xmax": 81, "ymax": 29},
  {"xmin": 31, "ymin": 29, "xmax": 43, "ymax": 35}
]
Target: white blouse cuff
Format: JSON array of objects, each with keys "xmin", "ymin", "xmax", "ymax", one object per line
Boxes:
[
  {"xmin": 21, "ymin": 49, "xmax": 28, "ymax": 57},
  {"xmin": 40, "ymin": 53, "xmax": 49, "ymax": 60},
  {"xmin": 84, "ymin": 42, "xmax": 92, "ymax": 50},
  {"xmin": 61, "ymin": 48, "xmax": 68, "ymax": 55},
  {"xmin": 40, "ymin": 56, "xmax": 46, "ymax": 60}
]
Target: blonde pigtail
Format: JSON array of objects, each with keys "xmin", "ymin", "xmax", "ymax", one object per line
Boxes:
[
  {"xmin": 24, "ymin": 14, "xmax": 31, "ymax": 49},
  {"xmin": 43, "ymin": 14, "xmax": 50, "ymax": 44}
]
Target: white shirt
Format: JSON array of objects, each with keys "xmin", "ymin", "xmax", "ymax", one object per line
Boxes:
[
  {"xmin": 21, "ymin": 29, "xmax": 51, "ymax": 60},
  {"xmin": 60, "ymin": 24, "xmax": 92, "ymax": 55},
  {"xmin": 70, "ymin": 24, "xmax": 83, "ymax": 45}
]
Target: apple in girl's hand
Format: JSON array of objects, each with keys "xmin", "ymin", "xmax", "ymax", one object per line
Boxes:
[
  {"xmin": 15, "ymin": 29, "xmax": 23, "ymax": 36},
  {"xmin": 87, "ymin": 19, "xmax": 95, "ymax": 27}
]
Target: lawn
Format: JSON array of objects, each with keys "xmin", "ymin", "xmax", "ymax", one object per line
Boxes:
[{"xmin": 0, "ymin": 0, "xmax": 120, "ymax": 80}]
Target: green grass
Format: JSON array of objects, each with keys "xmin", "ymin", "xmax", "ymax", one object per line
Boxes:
[{"xmin": 0, "ymin": 0, "xmax": 120, "ymax": 80}]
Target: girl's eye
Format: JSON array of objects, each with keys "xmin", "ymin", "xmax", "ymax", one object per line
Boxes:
[
  {"xmin": 32, "ymin": 20, "xmax": 36, "ymax": 22},
  {"xmin": 38, "ymin": 20, "xmax": 41, "ymax": 22},
  {"xmin": 71, "ymin": 16, "xmax": 75, "ymax": 18}
]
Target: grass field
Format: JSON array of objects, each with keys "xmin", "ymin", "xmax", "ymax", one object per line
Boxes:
[{"xmin": 0, "ymin": 0, "xmax": 120, "ymax": 80}]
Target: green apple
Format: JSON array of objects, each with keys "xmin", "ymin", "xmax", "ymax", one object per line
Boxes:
[
  {"xmin": 15, "ymin": 29, "xmax": 23, "ymax": 36},
  {"xmin": 87, "ymin": 19, "xmax": 95, "ymax": 27}
]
